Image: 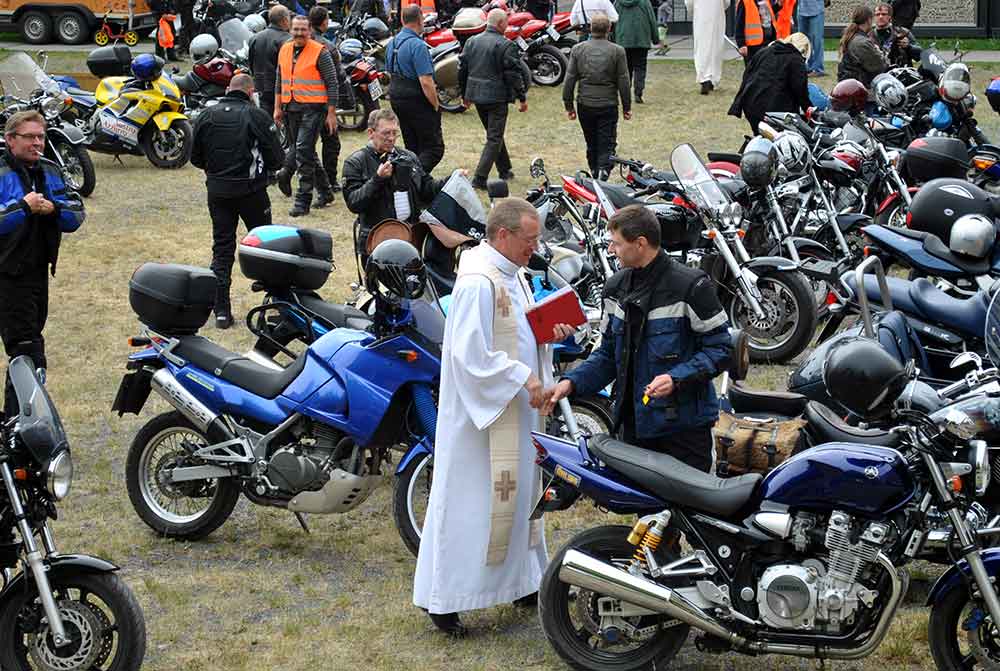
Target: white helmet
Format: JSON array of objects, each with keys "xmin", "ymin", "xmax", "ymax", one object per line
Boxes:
[
  {"xmin": 872, "ymin": 73, "xmax": 907, "ymax": 113},
  {"xmin": 243, "ymin": 13, "xmax": 266, "ymax": 34},
  {"xmin": 772, "ymin": 131, "xmax": 811, "ymax": 176},
  {"xmin": 949, "ymin": 214, "xmax": 996, "ymax": 259},
  {"xmin": 190, "ymin": 34, "xmax": 219, "ymax": 63},
  {"xmin": 939, "ymin": 62, "xmax": 971, "ymax": 103}
]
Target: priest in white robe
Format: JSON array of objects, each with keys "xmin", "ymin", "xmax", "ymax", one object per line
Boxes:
[
  {"xmin": 413, "ymin": 197, "xmax": 575, "ymax": 636},
  {"xmin": 686, "ymin": 0, "xmax": 731, "ymax": 94}
]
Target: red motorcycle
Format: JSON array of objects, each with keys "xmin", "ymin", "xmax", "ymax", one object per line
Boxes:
[{"xmin": 339, "ymin": 52, "xmax": 389, "ymax": 131}]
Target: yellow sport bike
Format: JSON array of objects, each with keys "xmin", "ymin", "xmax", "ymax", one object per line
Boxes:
[{"xmin": 87, "ymin": 71, "xmax": 192, "ymax": 169}]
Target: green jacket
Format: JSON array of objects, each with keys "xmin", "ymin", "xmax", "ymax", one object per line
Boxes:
[{"xmin": 613, "ymin": 0, "xmax": 658, "ymax": 49}]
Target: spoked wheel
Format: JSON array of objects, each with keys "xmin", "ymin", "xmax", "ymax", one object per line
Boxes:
[
  {"xmin": 438, "ymin": 85, "xmax": 465, "ymax": 113},
  {"xmin": 392, "ymin": 451, "xmax": 432, "ymax": 557},
  {"xmin": 539, "ymin": 525, "xmax": 690, "ymax": 671},
  {"xmin": 125, "ymin": 411, "xmax": 239, "ymax": 539},
  {"xmin": 546, "ymin": 397, "xmax": 614, "ymax": 440},
  {"xmin": 726, "ymin": 269, "xmax": 817, "ymax": 364},
  {"xmin": 0, "ymin": 573, "xmax": 146, "ymax": 671},
  {"xmin": 874, "ymin": 200, "xmax": 907, "ymax": 229},
  {"xmin": 929, "ymin": 583, "xmax": 1000, "ymax": 670},
  {"xmin": 140, "ymin": 120, "xmax": 192, "ymax": 169},
  {"xmin": 337, "ymin": 90, "xmax": 377, "ymax": 131},
  {"xmin": 50, "ymin": 140, "xmax": 95, "ymax": 196}
]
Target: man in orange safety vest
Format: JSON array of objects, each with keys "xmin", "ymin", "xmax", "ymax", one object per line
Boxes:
[{"xmin": 735, "ymin": 0, "xmax": 777, "ymax": 62}]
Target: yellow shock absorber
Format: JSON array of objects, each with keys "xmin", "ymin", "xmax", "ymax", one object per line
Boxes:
[{"xmin": 631, "ymin": 524, "xmax": 664, "ymax": 570}]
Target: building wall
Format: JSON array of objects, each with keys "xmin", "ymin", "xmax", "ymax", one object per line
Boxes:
[{"xmin": 826, "ymin": 0, "xmax": 976, "ymax": 26}]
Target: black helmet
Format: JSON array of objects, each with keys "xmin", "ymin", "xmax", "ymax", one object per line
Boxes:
[
  {"xmin": 740, "ymin": 137, "xmax": 778, "ymax": 189},
  {"xmin": 365, "ymin": 239, "xmax": 426, "ymax": 302},
  {"xmin": 362, "ymin": 17, "xmax": 390, "ymax": 41},
  {"xmin": 906, "ymin": 177, "xmax": 994, "ymax": 243},
  {"xmin": 823, "ymin": 337, "xmax": 909, "ymax": 419}
]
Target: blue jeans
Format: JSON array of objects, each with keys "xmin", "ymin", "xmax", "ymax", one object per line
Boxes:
[{"xmin": 798, "ymin": 12, "xmax": 825, "ymax": 73}]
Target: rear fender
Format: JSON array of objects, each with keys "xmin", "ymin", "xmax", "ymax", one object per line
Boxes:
[
  {"xmin": 745, "ymin": 256, "xmax": 799, "ymax": 272},
  {"xmin": 927, "ymin": 548, "xmax": 1000, "ymax": 606},
  {"xmin": 875, "ymin": 187, "xmax": 919, "ymax": 216},
  {"xmin": 152, "ymin": 110, "xmax": 188, "ymax": 131},
  {"xmin": 0, "ymin": 554, "xmax": 118, "ymax": 610}
]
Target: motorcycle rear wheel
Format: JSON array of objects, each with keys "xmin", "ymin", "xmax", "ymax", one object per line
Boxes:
[
  {"xmin": 125, "ymin": 410, "xmax": 240, "ymax": 540},
  {"xmin": 529, "ymin": 44, "xmax": 567, "ymax": 86},
  {"xmin": 51, "ymin": 140, "xmax": 95, "ymax": 197},
  {"xmin": 0, "ymin": 572, "xmax": 146, "ymax": 671},
  {"xmin": 438, "ymin": 85, "xmax": 465, "ymax": 114},
  {"xmin": 140, "ymin": 119, "xmax": 192, "ymax": 169},
  {"xmin": 338, "ymin": 90, "xmax": 378, "ymax": 131},
  {"xmin": 539, "ymin": 525, "xmax": 690, "ymax": 671}
]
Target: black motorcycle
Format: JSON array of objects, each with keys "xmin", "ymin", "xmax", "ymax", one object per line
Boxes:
[{"xmin": 0, "ymin": 357, "xmax": 146, "ymax": 670}]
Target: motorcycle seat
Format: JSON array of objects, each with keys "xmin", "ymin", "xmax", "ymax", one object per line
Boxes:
[
  {"xmin": 707, "ymin": 151, "xmax": 743, "ymax": 164},
  {"xmin": 296, "ymin": 293, "xmax": 373, "ymax": 330},
  {"xmin": 429, "ymin": 41, "xmax": 460, "ymax": 58},
  {"xmin": 65, "ymin": 86, "xmax": 95, "ymax": 98},
  {"xmin": 728, "ymin": 381, "xmax": 808, "ymax": 418},
  {"xmin": 891, "ymin": 227, "xmax": 992, "ymax": 275},
  {"xmin": 574, "ymin": 177, "xmax": 644, "ymax": 209},
  {"xmin": 587, "ymin": 433, "xmax": 761, "ymax": 517},
  {"xmin": 173, "ymin": 71, "xmax": 201, "ymax": 92},
  {"xmin": 908, "ymin": 278, "xmax": 987, "ymax": 338},
  {"xmin": 844, "ymin": 274, "xmax": 923, "ymax": 317},
  {"xmin": 173, "ymin": 336, "xmax": 306, "ymax": 399},
  {"xmin": 804, "ymin": 401, "xmax": 899, "ymax": 448}
]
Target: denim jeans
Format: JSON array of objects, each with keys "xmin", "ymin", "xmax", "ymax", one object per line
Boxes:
[{"xmin": 798, "ymin": 12, "xmax": 825, "ymax": 74}]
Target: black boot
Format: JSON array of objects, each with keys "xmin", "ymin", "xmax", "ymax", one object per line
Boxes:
[
  {"xmin": 276, "ymin": 169, "xmax": 293, "ymax": 197},
  {"xmin": 215, "ymin": 291, "xmax": 233, "ymax": 329},
  {"xmin": 315, "ymin": 190, "xmax": 335, "ymax": 208},
  {"xmin": 330, "ymin": 178, "xmax": 342, "ymax": 192},
  {"xmin": 289, "ymin": 200, "xmax": 310, "ymax": 217},
  {"xmin": 699, "ymin": 81, "xmax": 711, "ymax": 95},
  {"xmin": 429, "ymin": 612, "xmax": 468, "ymax": 638},
  {"xmin": 167, "ymin": 48, "xmax": 181, "ymax": 62},
  {"xmin": 513, "ymin": 592, "xmax": 538, "ymax": 608}
]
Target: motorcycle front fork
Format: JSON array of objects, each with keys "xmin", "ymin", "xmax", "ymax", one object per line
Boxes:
[{"xmin": 0, "ymin": 461, "xmax": 68, "ymax": 646}]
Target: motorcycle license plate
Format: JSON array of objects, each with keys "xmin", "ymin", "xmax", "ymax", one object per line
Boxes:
[
  {"xmin": 100, "ymin": 113, "xmax": 139, "ymax": 145},
  {"xmin": 516, "ymin": 36, "xmax": 529, "ymax": 51},
  {"xmin": 547, "ymin": 26, "xmax": 560, "ymax": 41},
  {"xmin": 369, "ymin": 79, "xmax": 384, "ymax": 100}
]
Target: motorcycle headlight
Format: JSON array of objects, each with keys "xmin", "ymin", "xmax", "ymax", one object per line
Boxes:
[
  {"xmin": 41, "ymin": 96, "xmax": 66, "ymax": 120},
  {"xmin": 45, "ymin": 451, "xmax": 73, "ymax": 501},
  {"xmin": 971, "ymin": 440, "xmax": 991, "ymax": 497}
]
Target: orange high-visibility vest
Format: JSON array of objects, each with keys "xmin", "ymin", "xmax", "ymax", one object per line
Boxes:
[
  {"xmin": 741, "ymin": 0, "xmax": 775, "ymax": 47},
  {"xmin": 278, "ymin": 39, "xmax": 328, "ymax": 105},
  {"xmin": 158, "ymin": 14, "xmax": 175, "ymax": 48},
  {"xmin": 775, "ymin": 0, "xmax": 796, "ymax": 39},
  {"xmin": 401, "ymin": 0, "xmax": 436, "ymax": 15}
]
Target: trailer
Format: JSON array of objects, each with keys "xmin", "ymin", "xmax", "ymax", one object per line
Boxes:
[{"xmin": 0, "ymin": 0, "xmax": 156, "ymax": 45}]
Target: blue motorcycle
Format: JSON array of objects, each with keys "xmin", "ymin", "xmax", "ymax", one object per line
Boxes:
[
  {"xmin": 531, "ymin": 293, "xmax": 1000, "ymax": 670},
  {"xmin": 113, "ymin": 245, "xmax": 444, "ymax": 540}
]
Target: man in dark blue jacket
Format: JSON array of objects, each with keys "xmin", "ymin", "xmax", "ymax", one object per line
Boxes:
[
  {"xmin": 545, "ymin": 205, "xmax": 730, "ymax": 472},
  {"xmin": 0, "ymin": 111, "xmax": 85, "ymax": 417}
]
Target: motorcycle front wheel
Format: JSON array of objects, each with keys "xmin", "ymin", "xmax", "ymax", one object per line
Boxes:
[
  {"xmin": 0, "ymin": 572, "xmax": 146, "ymax": 671},
  {"xmin": 125, "ymin": 410, "xmax": 240, "ymax": 539},
  {"xmin": 539, "ymin": 525, "xmax": 690, "ymax": 671},
  {"xmin": 140, "ymin": 119, "xmax": 193, "ymax": 169},
  {"xmin": 726, "ymin": 269, "xmax": 817, "ymax": 364},
  {"xmin": 438, "ymin": 85, "xmax": 465, "ymax": 114},
  {"xmin": 529, "ymin": 44, "xmax": 568, "ymax": 86},
  {"xmin": 50, "ymin": 140, "xmax": 95, "ymax": 196},
  {"xmin": 337, "ymin": 90, "xmax": 378, "ymax": 131},
  {"xmin": 928, "ymin": 582, "xmax": 1000, "ymax": 670}
]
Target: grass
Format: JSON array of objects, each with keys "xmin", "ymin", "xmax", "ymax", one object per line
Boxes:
[
  {"xmin": 3, "ymin": 58, "xmax": 999, "ymax": 670},
  {"xmin": 823, "ymin": 36, "xmax": 1000, "ymax": 52}
]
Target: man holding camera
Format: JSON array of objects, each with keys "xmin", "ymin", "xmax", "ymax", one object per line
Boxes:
[
  {"xmin": 873, "ymin": 3, "xmax": 920, "ymax": 68},
  {"xmin": 342, "ymin": 109, "xmax": 446, "ymax": 266}
]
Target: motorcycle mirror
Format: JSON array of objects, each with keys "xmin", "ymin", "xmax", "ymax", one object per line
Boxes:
[
  {"xmin": 640, "ymin": 163, "xmax": 655, "ymax": 180},
  {"xmin": 530, "ymin": 156, "xmax": 545, "ymax": 178},
  {"xmin": 37, "ymin": 51, "xmax": 48, "ymax": 71},
  {"xmin": 950, "ymin": 351, "xmax": 983, "ymax": 371},
  {"xmin": 528, "ymin": 252, "xmax": 549, "ymax": 272},
  {"xmin": 486, "ymin": 179, "xmax": 509, "ymax": 200}
]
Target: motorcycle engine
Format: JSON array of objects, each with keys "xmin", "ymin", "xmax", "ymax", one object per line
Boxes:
[
  {"xmin": 756, "ymin": 511, "xmax": 887, "ymax": 633},
  {"xmin": 265, "ymin": 425, "xmax": 347, "ymax": 494}
]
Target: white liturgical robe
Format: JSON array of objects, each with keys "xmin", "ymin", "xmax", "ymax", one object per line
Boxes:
[
  {"xmin": 413, "ymin": 243, "xmax": 550, "ymax": 614},
  {"xmin": 687, "ymin": 0, "xmax": 731, "ymax": 87}
]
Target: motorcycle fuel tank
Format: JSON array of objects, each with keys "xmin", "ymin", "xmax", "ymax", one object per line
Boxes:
[{"xmin": 754, "ymin": 443, "xmax": 915, "ymax": 517}]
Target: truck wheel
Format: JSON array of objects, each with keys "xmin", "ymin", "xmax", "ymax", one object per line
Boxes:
[
  {"xmin": 20, "ymin": 10, "xmax": 53, "ymax": 44},
  {"xmin": 55, "ymin": 11, "xmax": 88, "ymax": 44}
]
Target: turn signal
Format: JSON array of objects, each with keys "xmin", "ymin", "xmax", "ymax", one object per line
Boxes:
[
  {"xmin": 127, "ymin": 336, "xmax": 151, "ymax": 347},
  {"xmin": 973, "ymin": 156, "xmax": 997, "ymax": 171},
  {"xmin": 397, "ymin": 350, "xmax": 419, "ymax": 363},
  {"xmin": 863, "ymin": 246, "xmax": 871, "ymax": 257},
  {"xmin": 12, "ymin": 469, "xmax": 27, "ymax": 481},
  {"xmin": 736, "ymin": 229, "xmax": 745, "ymax": 238},
  {"xmin": 948, "ymin": 475, "xmax": 963, "ymax": 493},
  {"xmin": 532, "ymin": 438, "xmax": 548, "ymax": 462},
  {"xmin": 706, "ymin": 230, "xmax": 717, "ymax": 240}
]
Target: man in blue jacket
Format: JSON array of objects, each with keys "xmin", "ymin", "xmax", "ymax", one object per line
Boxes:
[
  {"xmin": 0, "ymin": 111, "xmax": 84, "ymax": 418},
  {"xmin": 545, "ymin": 205, "xmax": 730, "ymax": 472}
]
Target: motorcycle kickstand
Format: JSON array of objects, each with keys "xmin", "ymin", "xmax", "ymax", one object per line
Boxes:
[{"xmin": 293, "ymin": 512, "xmax": 310, "ymax": 534}]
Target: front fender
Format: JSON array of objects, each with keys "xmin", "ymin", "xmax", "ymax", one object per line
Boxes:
[
  {"xmin": 745, "ymin": 256, "xmax": 799, "ymax": 272},
  {"xmin": 49, "ymin": 122, "xmax": 86, "ymax": 144},
  {"xmin": 152, "ymin": 110, "xmax": 189, "ymax": 131},
  {"xmin": 0, "ymin": 554, "xmax": 119, "ymax": 609},
  {"xmin": 927, "ymin": 548, "xmax": 1000, "ymax": 605},
  {"xmin": 768, "ymin": 237, "xmax": 833, "ymax": 259},
  {"xmin": 396, "ymin": 437, "xmax": 432, "ymax": 475},
  {"xmin": 876, "ymin": 187, "xmax": 919, "ymax": 216}
]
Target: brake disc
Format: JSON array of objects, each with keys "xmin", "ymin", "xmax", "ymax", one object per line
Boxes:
[
  {"xmin": 27, "ymin": 600, "xmax": 103, "ymax": 671},
  {"xmin": 967, "ymin": 609, "xmax": 1000, "ymax": 671}
]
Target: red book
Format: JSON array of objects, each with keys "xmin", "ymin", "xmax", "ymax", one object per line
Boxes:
[{"xmin": 525, "ymin": 286, "xmax": 587, "ymax": 344}]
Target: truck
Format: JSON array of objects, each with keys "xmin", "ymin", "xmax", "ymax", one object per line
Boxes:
[{"xmin": 0, "ymin": 0, "xmax": 157, "ymax": 45}]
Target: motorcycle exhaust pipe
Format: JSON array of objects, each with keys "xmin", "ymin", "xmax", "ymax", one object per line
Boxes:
[
  {"xmin": 558, "ymin": 549, "xmax": 746, "ymax": 647},
  {"xmin": 150, "ymin": 368, "xmax": 233, "ymax": 442}
]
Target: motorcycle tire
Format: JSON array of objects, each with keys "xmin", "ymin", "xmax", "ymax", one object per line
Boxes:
[
  {"xmin": 51, "ymin": 139, "xmax": 96, "ymax": 196},
  {"xmin": 125, "ymin": 410, "xmax": 240, "ymax": 540},
  {"xmin": 529, "ymin": 43, "xmax": 568, "ymax": 87},
  {"xmin": 0, "ymin": 572, "xmax": 146, "ymax": 671},
  {"xmin": 338, "ymin": 90, "xmax": 378, "ymax": 132},
  {"xmin": 539, "ymin": 525, "xmax": 690, "ymax": 671},
  {"xmin": 927, "ymin": 579, "xmax": 1000, "ymax": 670},
  {"xmin": 726, "ymin": 269, "xmax": 817, "ymax": 364},
  {"xmin": 140, "ymin": 119, "xmax": 193, "ymax": 169},
  {"xmin": 438, "ymin": 85, "xmax": 465, "ymax": 114},
  {"xmin": 873, "ymin": 200, "xmax": 907, "ymax": 229}
]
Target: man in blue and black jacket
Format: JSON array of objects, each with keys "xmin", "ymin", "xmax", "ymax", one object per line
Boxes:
[
  {"xmin": 0, "ymin": 111, "xmax": 85, "ymax": 418},
  {"xmin": 545, "ymin": 205, "xmax": 731, "ymax": 472}
]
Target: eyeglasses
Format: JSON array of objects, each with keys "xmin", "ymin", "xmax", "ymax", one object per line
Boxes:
[
  {"xmin": 512, "ymin": 230, "xmax": 541, "ymax": 246},
  {"xmin": 12, "ymin": 132, "xmax": 45, "ymax": 142}
]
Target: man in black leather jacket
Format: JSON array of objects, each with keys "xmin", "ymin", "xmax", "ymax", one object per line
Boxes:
[
  {"xmin": 343, "ymin": 109, "xmax": 445, "ymax": 268},
  {"xmin": 248, "ymin": 5, "xmax": 291, "ymax": 120},
  {"xmin": 191, "ymin": 74, "xmax": 285, "ymax": 329},
  {"xmin": 459, "ymin": 8, "xmax": 528, "ymax": 189}
]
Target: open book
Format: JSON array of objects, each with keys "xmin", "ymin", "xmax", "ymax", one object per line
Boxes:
[{"xmin": 525, "ymin": 286, "xmax": 587, "ymax": 344}]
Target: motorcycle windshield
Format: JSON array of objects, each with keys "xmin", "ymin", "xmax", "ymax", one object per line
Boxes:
[
  {"xmin": 919, "ymin": 48, "xmax": 947, "ymax": 81},
  {"xmin": 404, "ymin": 281, "xmax": 446, "ymax": 346},
  {"xmin": 0, "ymin": 53, "xmax": 61, "ymax": 99},
  {"xmin": 219, "ymin": 18, "xmax": 252, "ymax": 56},
  {"xmin": 9, "ymin": 355, "xmax": 69, "ymax": 463},
  {"xmin": 669, "ymin": 143, "xmax": 730, "ymax": 212}
]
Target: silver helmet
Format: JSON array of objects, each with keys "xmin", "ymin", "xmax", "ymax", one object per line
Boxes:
[
  {"xmin": 939, "ymin": 62, "xmax": 971, "ymax": 103},
  {"xmin": 243, "ymin": 13, "xmax": 266, "ymax": 33},
  {"xmin": 772, "ymin": 132, "xmax": 811, "ymax": 176},
  {"xmin": 949, "ymin": 213, "xmax": 996, "ymax": 259},
  {"xmin": 190, "ymin": 34, "xmax": 219, "ymax": 63},
  {"xmin": 872, "ymin": 73, "xmax": 907, "ymax": 113}
]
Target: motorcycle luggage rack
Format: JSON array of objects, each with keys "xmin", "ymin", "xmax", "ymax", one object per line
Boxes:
[
  {"xmin": 245, "ymin": 302, "xmax": 322, "ymax": 360},
  {"xmin": 849, "ymin": 255, "xmax": 894, "ymax": 339}
]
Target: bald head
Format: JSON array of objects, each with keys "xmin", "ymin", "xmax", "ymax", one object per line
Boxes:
[
  {"xmin": 227, "ymin": 73, "xmax": 254, "ymax": 95},
  {"xmin": 487, "ymin": 8, "xmax": 507, "ymax": 30},
  {"xmin": 268, "ymin": 4, "xmax": 290, "ymax": 29}
]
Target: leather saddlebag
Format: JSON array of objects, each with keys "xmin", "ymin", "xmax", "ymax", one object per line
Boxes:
[{"xmin": 713, "ymin": 411, "xmax": 807, "ymax": 476}]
